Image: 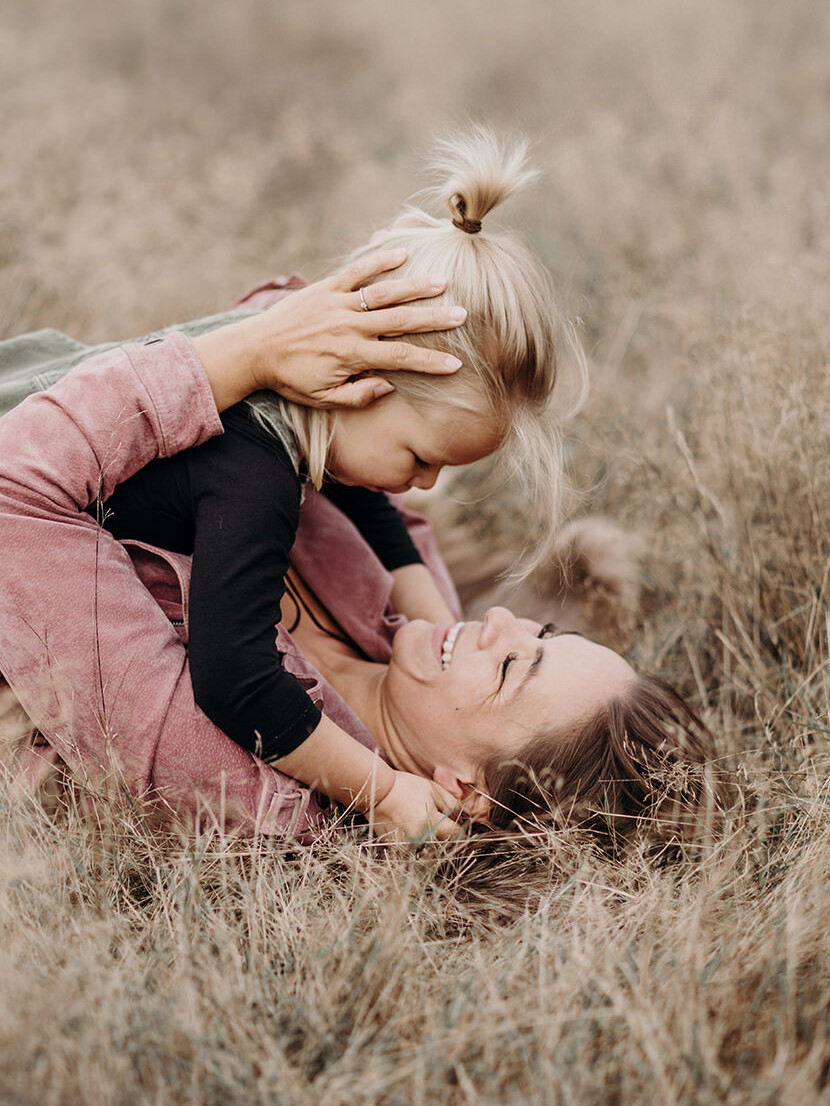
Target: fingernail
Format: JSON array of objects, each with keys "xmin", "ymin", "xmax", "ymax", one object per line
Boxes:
[
  {"xmin": 449, "ymin": 307, "xmax": 467, "ymax": 323},
  {"xmin": 444, "ymin": 356, "xmax": 463, "ymax": 371},
  {"xmin": 374, "ymin": 380, "xmax": 395, "ymax": 398},
  {"xmin": 429, "ymin": 274, "xmax": 446, "ymax": 288},
  {"xmin": 393, "ymin": 249, "xmax": 407, "ymax": 260}
]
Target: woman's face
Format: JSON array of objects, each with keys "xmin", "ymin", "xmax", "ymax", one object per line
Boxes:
[
  {"xmin": 382, "ymin": 607, "xmax": 635, "ymax": 798},
  {"xmin": 328, "ymin": 393, "xmax": 502, "ymax": 494}
]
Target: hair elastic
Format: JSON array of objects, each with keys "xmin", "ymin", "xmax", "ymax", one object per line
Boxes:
[
  {"xmin": 452, "ymin": 216, "xmax": 483, "ymax": 234},
  {"xmin": 451, "ymin": 197, "xmax": 483, "ymax": 235}
]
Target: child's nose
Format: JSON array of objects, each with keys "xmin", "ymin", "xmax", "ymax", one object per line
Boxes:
[{"xmin": 410, "ymin": 466, "xmax": 440, "ymax": 490}]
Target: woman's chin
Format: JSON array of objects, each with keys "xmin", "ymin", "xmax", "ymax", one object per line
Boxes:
[{"xmin": 391, "ymin": 619, "xmax": 442, "ymax": 681}]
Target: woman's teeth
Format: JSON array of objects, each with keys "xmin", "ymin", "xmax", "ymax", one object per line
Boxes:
[{"xmin": 441, "ymin": 622, "xmax": 464, "ymax": 670}]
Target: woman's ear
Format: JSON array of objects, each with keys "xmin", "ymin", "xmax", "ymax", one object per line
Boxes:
[{"xmin": 432, "ymin": 766, "xmax": 490, "ymax": 821}]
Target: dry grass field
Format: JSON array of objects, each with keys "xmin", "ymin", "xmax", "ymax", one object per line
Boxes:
[{"xmin": 2, "ymin": 1, "xmax": 830, "ymax": 1102}]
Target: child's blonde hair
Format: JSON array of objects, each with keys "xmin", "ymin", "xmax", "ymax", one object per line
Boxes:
[{"xmin": 251, "ymin": 127, "xmax": 584, "ymax": 572}]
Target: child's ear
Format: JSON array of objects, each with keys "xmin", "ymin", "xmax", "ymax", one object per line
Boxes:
[{"xmin": 432, "ymin": 766, "xmax": 490, "ymax": 821}]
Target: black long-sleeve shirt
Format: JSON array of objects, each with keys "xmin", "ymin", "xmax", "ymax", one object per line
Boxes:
[{"xmin": 101, "ymin": 403, "xmax": 421, "ymax": 761}]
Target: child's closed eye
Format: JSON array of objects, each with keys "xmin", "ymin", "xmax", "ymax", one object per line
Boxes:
[{"xmin": 412, "ymin": 454, "xmax": 431, "ymax": 470}]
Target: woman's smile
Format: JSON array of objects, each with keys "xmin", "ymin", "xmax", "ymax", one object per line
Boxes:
[{"xmin": 433, "ymin": 621, "xmax": 465, "ymax": 669}]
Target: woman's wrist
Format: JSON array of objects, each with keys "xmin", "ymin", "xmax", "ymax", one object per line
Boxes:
[{"xmin": 192, "ymin": 318, "xmax": 262, "ymax": 413}]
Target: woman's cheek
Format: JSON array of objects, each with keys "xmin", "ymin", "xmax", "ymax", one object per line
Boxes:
[{"xmin": 447, "ymin": 672, "xmax": 477, "ymax": 714}]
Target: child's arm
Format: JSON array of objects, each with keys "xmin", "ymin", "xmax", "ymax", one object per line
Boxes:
[
  {"xmin": 321, "ymin": 483, "xmax": 456, "ymax": 624},
  {"xmin": 271, "ymin": 713, "xmax": 460, "ymax": 840},
  {"xmin": 389, "ymin": 562, "xmax": 457, "ymax": 624},
  {"xmin": 102, "ymin": 408, "xmax": 325, "ymax": 765},
  {"xmin": 106, "ymin": 427, "xmax": 458, "ymax": 840}
]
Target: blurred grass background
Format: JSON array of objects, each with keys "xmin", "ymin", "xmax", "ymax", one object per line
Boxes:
[{"xmin": 2, "ymin": 0, "xmax": 830, "ymax": 1102}]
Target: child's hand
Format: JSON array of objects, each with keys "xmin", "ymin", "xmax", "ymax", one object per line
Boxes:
[{"xmin": 370, "ymin": 771, "xmax": 462, "ymax": 842}]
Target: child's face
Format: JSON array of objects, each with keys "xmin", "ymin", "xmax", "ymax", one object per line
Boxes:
[{"xmin": 328, "ymin": 393, "xmax": 502, "ymax": 494}]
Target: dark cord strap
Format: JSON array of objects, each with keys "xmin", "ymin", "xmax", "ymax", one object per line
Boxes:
[
  {"xmin": 282, "ymin": 580, "xmax": 301, "ymax": 633},
  {"xmin": 283, "ymin": 573, "xmax": 355, "ymax": 649}
]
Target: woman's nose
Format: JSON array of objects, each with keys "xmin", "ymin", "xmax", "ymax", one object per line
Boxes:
[{"xmin": 478, "ymin": 606, "xmax": 516, "ymax": 648}]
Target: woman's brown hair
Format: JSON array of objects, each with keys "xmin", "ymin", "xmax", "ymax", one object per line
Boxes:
[{"xmin": 481, "ymin": 673, "xmax": 732, "ymax": 847}]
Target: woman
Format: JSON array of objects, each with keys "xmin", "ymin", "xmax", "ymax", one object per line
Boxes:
[
  {"xmin": 87, "ymin": 131, "xmax": 571, "ymax": 840},
  {"xmin": 0, "ymin": 252, "xmax": 722, "ymax": 845}
]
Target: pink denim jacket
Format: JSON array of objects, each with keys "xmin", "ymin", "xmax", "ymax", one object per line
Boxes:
[{"xmin": 0, "ymin": 312, "xmax": 460, "ymax": 841}]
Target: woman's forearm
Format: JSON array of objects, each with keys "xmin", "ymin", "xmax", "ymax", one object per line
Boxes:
[{"xmin": 0, "ymin": 334, "xmax": 222, "ymax": 511}]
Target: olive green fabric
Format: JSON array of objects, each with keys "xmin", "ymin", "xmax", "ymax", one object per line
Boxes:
[{"xmin": 0, "ymin": 311, "xmax": 257, "ymax": 416}]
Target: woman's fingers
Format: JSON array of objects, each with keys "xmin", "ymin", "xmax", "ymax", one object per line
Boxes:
[
  {"xmin": 330, "ymin": 250, "xmax": 468, "ymax": 322},
  {"xmin": 329, "ymin": 249, "xmax": 410, "ymax": 293},
  {"xmin": 358, "ymin": 273, "xmax": 447, "ymax": 310},
  {"xmin": 324, "ymin": 251, "xmax": 469, "ymax": 386},
  {"xmin": 357, "ymin": 338, "xmax": 462, "ymax": 375},
  {"xmin": 318, "ymin": 377, "xmax": 395, "ymax": 409},
  {"xmin": 362, "ymin": 303, "xmax": 467, "ymax": 337}
]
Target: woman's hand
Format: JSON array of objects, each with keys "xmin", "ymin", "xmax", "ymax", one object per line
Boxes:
[
  {"xmin": 193, "ymin": 250, "xmax": 466, "ymax": 413},
  {"xmin": 370, "ymin": 770, "xmax": 462, "ymax": 842}
]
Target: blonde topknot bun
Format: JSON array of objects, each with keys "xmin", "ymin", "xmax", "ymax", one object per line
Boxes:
[{"xmin": 426, "ymin": 125, "xmax": 539, "ymax": 232}]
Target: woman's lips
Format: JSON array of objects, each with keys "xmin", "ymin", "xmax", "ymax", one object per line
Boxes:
[{"xmin": 432, "ymin": 624, "xmax": 451, "ymax": 665}]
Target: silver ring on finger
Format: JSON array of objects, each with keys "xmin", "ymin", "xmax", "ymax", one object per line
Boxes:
[{"xmin": 358, "ymin": 287, "xmax": 370, "ymax": 312}]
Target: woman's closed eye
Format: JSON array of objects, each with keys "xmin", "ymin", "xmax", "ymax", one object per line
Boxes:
[
  {"xmin": 499, "ymin": 626, "xmax": 558, "ymax": 689},
  {"xmin": 499, "ymin": 651, "xmax": 518, "ymax": 686},
  {"xmin": 500, "ymin": 626, "xmax": 554, "ymax": 686}
]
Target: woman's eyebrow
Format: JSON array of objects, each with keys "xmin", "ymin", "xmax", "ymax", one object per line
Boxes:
[
  {"xmin": 518, "ymin": 629, "xmax": 585, "ymax": 694},
  {"xmin": 517, "ymin": 646, "xmax": 545, "ymax": 693}
]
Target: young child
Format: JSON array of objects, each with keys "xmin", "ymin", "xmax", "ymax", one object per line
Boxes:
[{"xmin": 102, "ymin": 128, "xmax": 575, "ymax": 838}]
